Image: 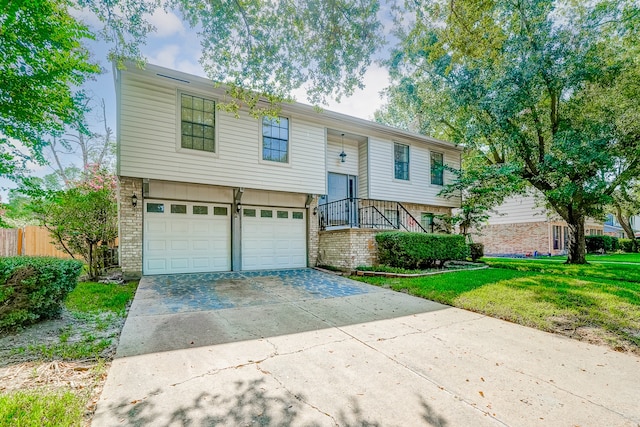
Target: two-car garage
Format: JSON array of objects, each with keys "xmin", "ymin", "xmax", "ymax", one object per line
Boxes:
[{"xmin": 143, "ymin": 199, "xmax": 307, "ymax": 275}]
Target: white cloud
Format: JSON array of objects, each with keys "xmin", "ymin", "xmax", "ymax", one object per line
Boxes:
[
  {"xmin": 314, "ymin": 64, "xmax": 390, "ymax": 121},
  {"xmin": 147, "ymin": 10, "xmax": 185, "ymax": 38},
  {"xmin": 146, "ymin": 44, "xmax": 204, "ymax": 77}
]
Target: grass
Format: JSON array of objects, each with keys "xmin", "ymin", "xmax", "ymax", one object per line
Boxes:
[
  {"xmin": 64, "ymin": 281, "xmax": 138, "ymax": 314},
  {"xmin": 354, "ymin": 260, "xmax": 640, "ymax": 352},
  {"xmin": 586, "ymin": 253, "xmax": 640, "ymax": 263},
  {"xmin": 482, "ymin": 258, "xmax": 640, "ymax": 283},
  {"xmin": 0, "ymin": 280, "xmax": 138, "ymax": 427},
  {"xmin": 0, "ymin": 389, "xmax": 86, "ymax": 427}
]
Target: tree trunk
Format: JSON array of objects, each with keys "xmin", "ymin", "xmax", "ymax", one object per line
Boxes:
[
  {"xmin": 566, "ymin": 216, "xmax": 587, "ymax": 264},
  {"xmin": 615, "ymin": 205, "xmax": 637, "ymax": 242}
]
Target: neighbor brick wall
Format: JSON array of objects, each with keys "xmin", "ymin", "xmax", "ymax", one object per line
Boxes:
[
  {"xmin": 118, "ymin": 176, "xmax": 143, "ymax": 279},
  {"xmin": 472, "ymin": 222, "xmax": 551, "ymax": 256},
  {"xmin": 317, "ymin": 228, "xmax": 382, "ymax": 270}
]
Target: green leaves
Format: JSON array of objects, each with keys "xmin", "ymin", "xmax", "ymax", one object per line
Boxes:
[
  {"xmin": 380, "ymin": 0, "xmax": 640, "ymax": 262},
  {"xmin": 0, "ymin": 0, "xmax": 100, "ymax": 178}
]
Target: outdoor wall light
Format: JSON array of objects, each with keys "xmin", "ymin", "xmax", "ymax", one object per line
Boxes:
[
  {"xmin": 339, "ymin": 133, "xmax": 347, "ymax": 163},
  {"xmin": 313, "ymin": 207, "xmax": 318, "ymax": 216},
  {"xmin": 131, "ymin": 194, "xmax": 138, "ymax": 208}
]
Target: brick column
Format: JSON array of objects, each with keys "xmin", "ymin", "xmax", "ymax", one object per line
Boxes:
[
  {"xmin": 118, "ymin": 176, "xmax": 143, "ymax": 279},
  {"xmin": 308, "ymin": 196, "xmax": 319, "ymax": 267}
]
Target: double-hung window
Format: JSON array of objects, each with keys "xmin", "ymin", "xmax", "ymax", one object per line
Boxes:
[
  {"xmin": 431, "ymin": 151, "xmax": 444, "ymax": 185},
  {"xmin": 180, "ymin": 93, "xmax": 215, "ymax": 152},
  {"xmin": 262, "ymin": 117, "xmax": 289, "ymax": 163},
  {"xmin": 394, "ymin": 143, "xmax": 409, "ymax": 180}
]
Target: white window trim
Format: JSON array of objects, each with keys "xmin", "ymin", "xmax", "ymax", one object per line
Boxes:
[
  {"xmin": 258, "ymin": 115, "xmax": 292, "ymax": 167},
  {"xmin": 175, "ymin": 90, "xmax": 219, "ymax": 158}
]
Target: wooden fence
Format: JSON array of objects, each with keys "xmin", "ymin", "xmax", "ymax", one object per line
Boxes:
[{"xmin": 0, "ymin": 226, "xmax": 77, "ymax": 258}]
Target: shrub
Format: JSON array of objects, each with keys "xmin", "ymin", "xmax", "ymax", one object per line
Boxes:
[
  {"xmin": 0, "ymin": 257, "xmax": 83, "ymax": 331},
  {"xmin": 610, "ymin": 236, "xmax": 619, "ymax": 252},
  {"xmin": 585, "ymin": 235, "xmax": 614, "ymax": 253},
  {"xmin": 468, "ymin": 243, "xmax": 484, "ymax": 262},
  {"xmin": 619, "ymin": 238, "xmax": 638, "ymax": 253},
  {"xmin": 376, "ymin": 232, "xmax": 469, "ymax": 269}
]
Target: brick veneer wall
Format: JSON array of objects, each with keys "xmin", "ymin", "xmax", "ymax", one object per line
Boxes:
[
  {"xmin": 118, "ymin": 176, "xmax": 143, "ymax": 278},
  {"xmin": 308, "ymin": 197, "xmax": 319, "ymax": 267},
  {"xmin": 472, "ymin": 222, "xmax": 551, "ymax": 256},
  {"xmin": 317, "ymin": 228, "xmax": 383, "ymax": 270}
]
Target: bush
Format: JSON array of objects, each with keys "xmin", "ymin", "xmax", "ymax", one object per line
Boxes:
[
  {"xmin": 619, "ymin": 238, "xmax": 638, "ymax": 253},
  {"xmin": 0, "ymin": 257, "xmax": 83, "ymax": 331},
  {"xmin": 610, "ymin": 236, "xmax": 619, "ymax": 252},
  {"xmin": 376, "ymin": 232, "xmax": 469, "ymax": 269},
  {"xmin": 468, "ymin": 243, "xmax": 484, "ymax": 262},
  {"xmin": 585, "ymin": 235, "xmax": 615, "ymax": 253}
]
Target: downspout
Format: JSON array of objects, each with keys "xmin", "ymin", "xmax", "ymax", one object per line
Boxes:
[{"xmin": 548, "ymin": 222, "xmax": 552, "ymax": 256}]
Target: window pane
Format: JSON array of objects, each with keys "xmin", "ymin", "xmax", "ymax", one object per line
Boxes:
[
  {"xmin": 262, "ymin": 116, "xmax": 289, "ymax": 163},
  {"xmin": 171, "ymin": 204, "xmax": 187, "ymax": 214},
  {"xmin": 292, "ymin": 212, "xmax": 303, "ymax": 219},
  {"xmin": 180, "ymin": 93, "xmax": 215, "ymax": 153},
  {"xmin": 431, "ymin": 152, "xmax": 444, "ymax": 186},
  {"xmin": 394, "ymin": 143, "xmax": 409, "ymax": 180},
  {"xmin": 277, "ymin": 210, "xmax": 288, "ymax": 219},
  {"xmin": 243, "ymin": 209, "xmax": 256, "ymax": 217},
  {"xmin": 193, "ymin": 206, "xmax": 208, "ymax": 215},
  {"xmin": 147, "ymin": 203, "xmax": 164, "ymax": 213},
  {"xmin": 214, "ymin": 206, "xmax": 228, "ymax": 216},
  {"xmin": 261, "ymin": 210, "xmax": 273, "ymax": 218}
]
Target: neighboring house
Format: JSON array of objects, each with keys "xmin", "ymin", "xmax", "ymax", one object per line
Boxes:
[
  {"xmin": 116, "ymin": 64, "xmax": 462, "ymax": 277},
  {"xmin": 472, "ymin": 193, "xmax": 604, "ymax": 256},
  {"xmin": 604, "ymin": 214, "xmax": 640, "ymax": 238}
]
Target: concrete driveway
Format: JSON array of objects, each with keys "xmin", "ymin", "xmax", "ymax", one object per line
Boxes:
[{"xmin": 92, "ymin": 269, "xmax": 640, "ymax": 426}]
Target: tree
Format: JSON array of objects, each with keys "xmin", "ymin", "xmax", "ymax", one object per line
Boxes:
[
  {"xmin": 79, "ymin": 0, "xmax": 384, "ymax": 112},
  {"xmin": 611, "ymin": 182, "xmax": 640, "ymax": 243},
  {"xmin": 0, "ymin": 0, "xmax": 100, "ymax": 178},
  {"xmin": 380, "ymin": 0, "xmax": 640, "ymax": 263},
  {"xmin": 47, "ymin": 96, "xmax": 116, "ymax": 188},
  {"xmin": 33, "ymin": 166, "xmax": 118, "ymax": 279}
]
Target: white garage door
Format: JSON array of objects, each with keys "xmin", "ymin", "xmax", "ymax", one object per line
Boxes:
[
  {"xmin": 143, "ymin": 200, "xmax": 230, "ymax": 274},
  {"xmin": 241, "ymin": 207, "xmax": 307, "ymax": 270}
]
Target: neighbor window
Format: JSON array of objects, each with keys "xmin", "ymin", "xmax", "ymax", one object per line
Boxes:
[
  {"xmin": 262, "ymin": 117, "xmax": 289, "ymax": 163},
  {"xmin": 180, "ymin": 93, "xmax": 215, "ymax": 152},
  {"xmin": 553, "ymin": 225, "xmax": 562, "ymax": 250},
  {"xmin": 394, "ymin": 143, "xmax": 409, "ymax": 180},
  {"xmin": 431, "ymin": 151, "xmax": 444, "ymax": 186}
]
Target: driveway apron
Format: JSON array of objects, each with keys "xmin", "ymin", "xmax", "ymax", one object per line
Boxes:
[{"xmin": 93, "ymin": 269, "xmax": 640, "ymax": 426}]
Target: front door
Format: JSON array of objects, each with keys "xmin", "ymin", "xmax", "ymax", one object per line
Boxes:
[{"xmin": 320, "ymin": 173, "xmax": 357, "ymax": 227}]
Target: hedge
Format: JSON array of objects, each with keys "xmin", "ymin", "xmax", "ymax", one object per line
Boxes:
[
  {"xmin": 585, "ymin": 235, "xmax": 619, "ymax": 254},
  {"xmin": 619, "ymin": 238, "xmax": 638, "ymax": 253},
  {"xmin": 0, "ymin": 257, "xmax": 83, "ymax": 331},
  {"xmin": 376, "ymin": 232, "xmax": 469, "ymax": 269}
]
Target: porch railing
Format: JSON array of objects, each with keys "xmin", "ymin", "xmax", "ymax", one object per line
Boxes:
[{"xmin": 318, "ymin": 198, "xmax": 429, "ymax": 233}]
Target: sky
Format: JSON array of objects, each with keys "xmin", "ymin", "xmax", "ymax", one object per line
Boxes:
[{"xmin": 1, "ymin": 6, "xmax": 396, "ymax": 199}]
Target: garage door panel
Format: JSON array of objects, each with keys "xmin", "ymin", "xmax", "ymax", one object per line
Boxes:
[
  {"xmin": 144, "ymin": 200, "xmax": 231, "ymax": 274},
  {"xmin": 242, "ymin": 206, "xmax": 306, "ymax": 270}
]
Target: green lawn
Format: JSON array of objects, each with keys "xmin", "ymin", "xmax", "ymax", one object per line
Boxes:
[
  {"xmin": 483, "ymin": 258, "xmax": 640, "ymax": 282},
  {"xmin": 65, "ymin": 281, "xmax": 138, "ymax": 314},
  {"xmin": 520, "ymin": 253, "xmax": 639, "ymax": 263},
  {"xmin": 0, "ymin": 390, "xmax": 85, "ymax": 427},
  {"xmin": 354, "ymin": 261, "xmax": 640, "ymax": 353}
]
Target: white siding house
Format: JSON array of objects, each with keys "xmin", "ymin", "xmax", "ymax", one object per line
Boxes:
[{"xmin": 116, "ymin": 64, "xmax": 463, "ymax": 277}]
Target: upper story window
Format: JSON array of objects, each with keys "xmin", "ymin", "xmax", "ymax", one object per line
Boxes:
[
  {"xmin": 180, "ymin": 93, "xmax": 215, "ymax": 152},
  {"xmin": 394, "ymin": 143, "xmax": 409, "ymax": 180},
  {"xmin": 431, "ymin": 151, "xmax": 444, "ymax": 186},
  {"xmin": 262, "ymin": 116, "xmax": 289, "ymax": 163}
]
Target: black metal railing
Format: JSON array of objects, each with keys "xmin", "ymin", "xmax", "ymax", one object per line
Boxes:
[{"xmin": 318, "ymin": 198, "xmax": 428, "ymax": 233}]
